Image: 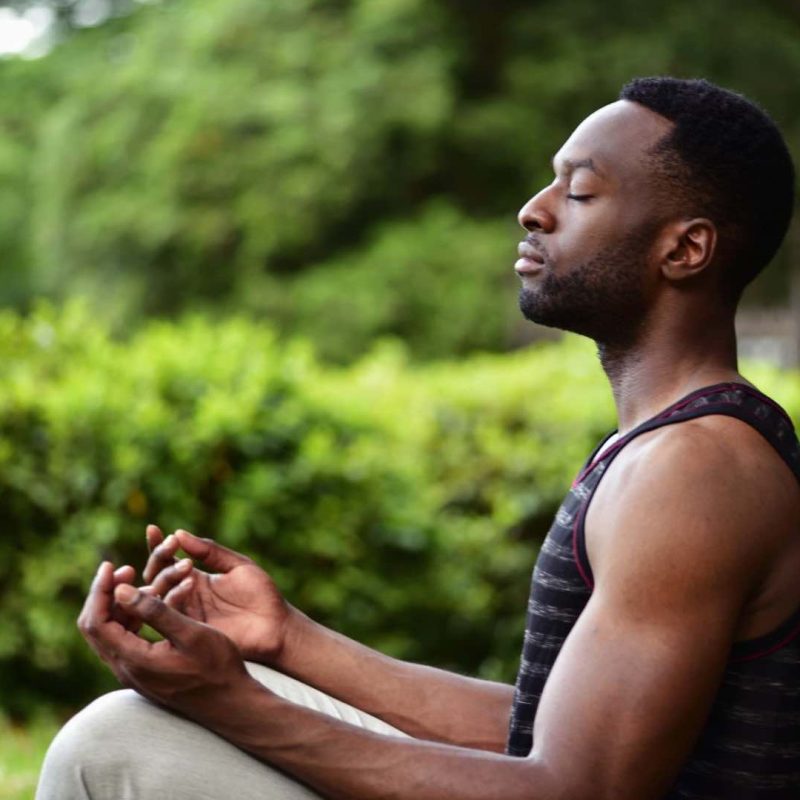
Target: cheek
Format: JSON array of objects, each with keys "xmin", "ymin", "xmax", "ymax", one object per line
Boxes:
[
  {"xmin": 553, "ymin": 217, "xmax": 613, "ymax": 262},
  {"xmin": 557, "ymin": 200, "xmax": 644, "ymax": 258}
]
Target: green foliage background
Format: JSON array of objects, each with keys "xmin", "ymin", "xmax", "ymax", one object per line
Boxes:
[
  {"xmin": 1, "ymin": 0, "xmax": 799, "ymax": 357},
  {"xmin": 0, "ymin": 304, "xmax": 613, "ymax": 714},
  {"xmin": 1, "ymin": 0, "xmax": 800, "ymax": 718},
  {"xmin": 2, "ymin": 306, "xmax": 799, "ymax": 716}
]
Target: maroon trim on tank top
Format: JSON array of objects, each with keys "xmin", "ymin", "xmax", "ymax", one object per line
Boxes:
[
  {"xmin": 572, "ymin": 502, "xmax": 594, "ymax": 591},
  {"xmin": 574, "ymin": 384, "xmax": 733, "ymax": 482},
  {"xmin": 732, "ymin": 620, "xmax": 800, "ymax": 663},
  {"xmin": 729, "ymin": 598, "xmax": 800, "ymax": 662},
  {"xmin": 572, "ymin": 382, "xmax": 791, "ymax": 487},
  {"xmin": 662, "ymin": 381, "xmax": 794, "ymax": 427}
]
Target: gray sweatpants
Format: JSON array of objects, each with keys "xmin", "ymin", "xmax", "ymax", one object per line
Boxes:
[{"xmin": 36, "ymin": 662, "xmax": 411, "ymax": 799}]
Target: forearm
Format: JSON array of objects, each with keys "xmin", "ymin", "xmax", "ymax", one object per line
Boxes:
[
  {"xmin": 275, "ymin": 607, "xmax": 514, "ymax": 751},
  {"xmin": 211, "ymin": 676, "xmax": 550, "ymax": 800}
]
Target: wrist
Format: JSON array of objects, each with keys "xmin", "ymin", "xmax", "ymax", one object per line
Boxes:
[
  {"xmin": 204, "ymin": 672, "xmax": 278, "ymax": 740},
  {"xmin": 272, "ymin": 604, "xmax": 316, "ymax": 673}
]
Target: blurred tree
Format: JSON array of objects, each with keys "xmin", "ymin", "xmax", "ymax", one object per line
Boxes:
[
  {"xmin": 0, "ymin": 0, "xmax": 798, "ymax": 357},
  {"xmin": 27, "ymin": 0, "xmax": 458, "ymax": 320},
  {"xmin": 0, "ymin": 0, "xmax": 146, "ymax": 33}
]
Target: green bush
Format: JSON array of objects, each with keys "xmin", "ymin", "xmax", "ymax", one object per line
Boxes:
[
  {"xmin": 258, "ymin": 203, "xmax": 521, "ymax": 362},
  {"xmin": 1, "ymin": 304, "xmax": 798, "ymax": 716}
]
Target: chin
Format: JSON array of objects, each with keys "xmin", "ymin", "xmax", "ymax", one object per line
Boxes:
[
  {"xmin": 518, "ymin": 292, "xmax": 603, "ymax": 341},
  {"xmin": 518, "ymin": 290, "xmax": 569, "ymax": 331}
]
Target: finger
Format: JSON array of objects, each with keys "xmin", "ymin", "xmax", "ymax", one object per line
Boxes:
[
  {"xmin": 164, "ymin": 576, "xmax": 194, "ymax": 610},
  {"xmin": 175, "ymin": 530, "xmax": 251, "ymax": 573},
  {"xmin": 143, "ymin": 533, "xmax": 180, "ymax": 584},
  {"xmin": 113, "ymin": 565, "xmax": 137, "ymax": 586},
  {"xmin": 79, "ymin": 564, "xmax": 145, "ymax": 658},
  {"xmin": 111, "ymin": 602, "xmax": 143, "ymax": 633},
  {"xmin": 115, "ymin": 584, "xmax": 202, "ymax": 650},
  {"xmin": 79, "ymin": 561, "xmax": 115, "ymax": 634},
  {"xmin": 146, "ymin": 524, "xmax": 164, "ymax": 553},
  {"xmin": 111, "ymin": 566, "xmax": 143, "ymax": 632},
  {"xmin": 111, "ymin": 606, "xmax": 143, "ymax": 634},
  {"xmin": 149, "ymin": 558, "xmax": 194, "ymax": 599}
]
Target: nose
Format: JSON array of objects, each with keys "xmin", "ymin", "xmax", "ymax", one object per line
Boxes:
[{"xmin": 518, "ymin": 188, "xmax": 556, "ymax": 234}]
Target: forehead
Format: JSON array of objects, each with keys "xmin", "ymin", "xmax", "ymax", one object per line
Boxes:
[{"xmin": 554, "ymin": 100, "xmax": 673, "ymax": 183}]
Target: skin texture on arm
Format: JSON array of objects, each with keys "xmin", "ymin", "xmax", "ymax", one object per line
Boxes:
[
  {"xmin": 80, "ymin": 422, "xmax": 795, "ymax": 800},
  {"xmin": 142, "ymin": 526, "xmax": 514, "ymax": 751},
  {"xmin": 277, "ymin": 608, "xmax": 515, "ymax": 752}
]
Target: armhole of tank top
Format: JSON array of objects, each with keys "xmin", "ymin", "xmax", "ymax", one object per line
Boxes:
[
  {"xmin": 572, "ymin": 431, "xmax": 622, "ymax": 587},
  {"xmin": 572, "ymin": 415, "xmax": 680, "ymax": 591},
  {"xmin": 573, "ymin": 495, "xmax": 595, "ymax": 590},
  {"xmin": 572, "ymin": 430, "xmax": 618, "ymax": 488},
  {"xmin": 571, "ymin": 402, "xmax": 796, "ymax": 595},
  {"xmin": 574, "ymin": 405, "xmax": 800, "ymax": 642},
  {"xmin": 731, "ymin": 602, "xmax": 800, "ymax": 662}
]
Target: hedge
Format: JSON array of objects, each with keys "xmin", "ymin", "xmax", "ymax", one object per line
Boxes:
[{"xmin": 1, "ymin": 304, "xmax": 797, "ymax": 716}]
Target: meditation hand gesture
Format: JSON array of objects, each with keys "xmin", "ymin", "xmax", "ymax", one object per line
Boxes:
[
  {"xmin": 141, "ymin": 525, "xmax": 294, "ymax": 664},
  {"xmin": 78, "ymin": 562, "xmax": 255, "ymax": 724}
]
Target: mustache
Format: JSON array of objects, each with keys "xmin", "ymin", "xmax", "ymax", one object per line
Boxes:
[{"xmin": 524, "ymin": 234, "xmax": 550, "ymax": 261}]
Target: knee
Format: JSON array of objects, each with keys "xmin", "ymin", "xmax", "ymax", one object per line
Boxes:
[
  {"xmin": 38, "ymin": 684, "xmax": 325, "ymax": 800},
  {"xmin": 48, "ymin": 688, "xmax": 155, "ymax": 758},
  {"xmin": 37, "ymin": 690, "xmax": 170, "ymax": 799}
]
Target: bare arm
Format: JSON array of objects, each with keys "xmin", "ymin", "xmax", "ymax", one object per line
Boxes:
[
  {"xmin": 91, "ymin": 425, "xmax": 786, "ymax": 799},
  {"xmin": 279, "ymin": 607, "xmax": 514, "ymax": 751},
  {"xmin": 143, "ymin": 527, "xmax": 513, "ymax": 751}
]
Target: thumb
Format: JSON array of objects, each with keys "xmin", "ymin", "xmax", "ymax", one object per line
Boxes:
[
  {"xmin": 174, "ymin": 530, "xmax": 251, "ymax": 573},
  {"xmin": 114, "ymin": 584, "xmax": 201, "ymax": 649}
]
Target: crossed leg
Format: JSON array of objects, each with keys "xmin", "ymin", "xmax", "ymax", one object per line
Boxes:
[{"xmin": 36, "ymin": 662, "xmax": 411, "ymax": 800}]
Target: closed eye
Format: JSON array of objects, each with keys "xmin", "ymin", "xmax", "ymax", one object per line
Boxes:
[{"xmin": 566, "ymin": 194, "xmax": 593, "ymax": 202}]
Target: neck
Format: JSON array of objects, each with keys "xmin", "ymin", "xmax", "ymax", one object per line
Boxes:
[{"xmin": 597, "ymin": 302, "xmax": 745, "ymax": 435}]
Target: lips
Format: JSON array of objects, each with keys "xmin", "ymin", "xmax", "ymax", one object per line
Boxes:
[
  {"xmin": 515, "ymin": 240, "xmax": 545, "ymax": 275},
  {"xmin": 517, "ymin": 241, "xmax": 545, "ymax": 263}
]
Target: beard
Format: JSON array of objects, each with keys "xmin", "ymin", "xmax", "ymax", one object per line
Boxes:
[{"xmin": 518, "ymin": 225, "xmax": 654, "ymax": 348}]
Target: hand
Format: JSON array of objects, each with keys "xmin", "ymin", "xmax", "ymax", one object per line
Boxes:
[
  {"xmin": 142, "ymin": 525, "xmax": 294, "ymax": 664},
  {"xmin": 78, "ymin": 561, "xmax": 257, "ymax": 722}
]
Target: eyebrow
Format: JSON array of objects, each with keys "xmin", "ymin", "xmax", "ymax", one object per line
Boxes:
[{"xmin": 552, "ymin": 156, "xmax": 604, "ymax": 177}]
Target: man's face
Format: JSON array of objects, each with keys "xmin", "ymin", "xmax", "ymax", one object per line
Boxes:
[{"xmin": 516, "ymin": 100, "xmax": 674, "ymax": 346}]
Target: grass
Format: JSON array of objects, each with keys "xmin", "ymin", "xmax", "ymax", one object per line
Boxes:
[{"xmin": 0, "ymin": 715, "xmax": 60, "ymax": 800}]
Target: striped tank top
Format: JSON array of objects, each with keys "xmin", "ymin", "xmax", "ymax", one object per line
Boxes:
[{"xmin": 507, "ymin": 382, "xmax": 800, "ymax": 798}]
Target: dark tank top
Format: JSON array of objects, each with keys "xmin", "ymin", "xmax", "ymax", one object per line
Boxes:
[{"xmin": 507, "ymin": 382, "xmax": 800, "ymax": 798}]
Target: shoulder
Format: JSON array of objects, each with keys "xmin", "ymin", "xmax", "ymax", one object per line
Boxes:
[
  {"xmin": 586, "ymin": 415, "xmax": 798, "ymax": 608},
  {"xmin": 597, "ymin": 414, "xmax": 795, "ymax": 523}
]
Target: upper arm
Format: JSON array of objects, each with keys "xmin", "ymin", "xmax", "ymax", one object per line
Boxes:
[{"xmin": 527, "ymin": 426, "xmax": 779, "ymax": 799}]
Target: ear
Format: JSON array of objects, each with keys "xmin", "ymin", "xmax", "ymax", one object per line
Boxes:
[{"xmin": 658, "ymin": 218, "xmax": 717, "ymax": 283}]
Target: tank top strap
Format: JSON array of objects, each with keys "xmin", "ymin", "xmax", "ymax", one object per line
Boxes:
[
  {"xmin": 577, "ymin": 382, "xmax": 800, "ymax": 486},
  {"xmin": 573, "ymin": 382, "xmax": 800, "ymax": 590}
]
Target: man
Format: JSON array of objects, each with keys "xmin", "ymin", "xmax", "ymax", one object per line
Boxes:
[{"xmin": 38, "ymin": 77, "xmax": 800, "ymax": 799}]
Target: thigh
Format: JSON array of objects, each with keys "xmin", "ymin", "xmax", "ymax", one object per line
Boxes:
[
  {"xmin": 37, "ymin": 688, "xmax": 323, "ymax": 800},
  {"xmin": 37, "ymin": 663, "xmax": 410, "ymax": 800}
]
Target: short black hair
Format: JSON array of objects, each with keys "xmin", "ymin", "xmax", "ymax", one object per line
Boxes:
[{"xmin": 619, "ymin": 77, "xmax": 795, "ymax": 305}]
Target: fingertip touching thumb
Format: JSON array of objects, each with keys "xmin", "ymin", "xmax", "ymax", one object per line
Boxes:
[{"xmin": 115, "ymin": 584, "xmax": 140, "ymax": 605}]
